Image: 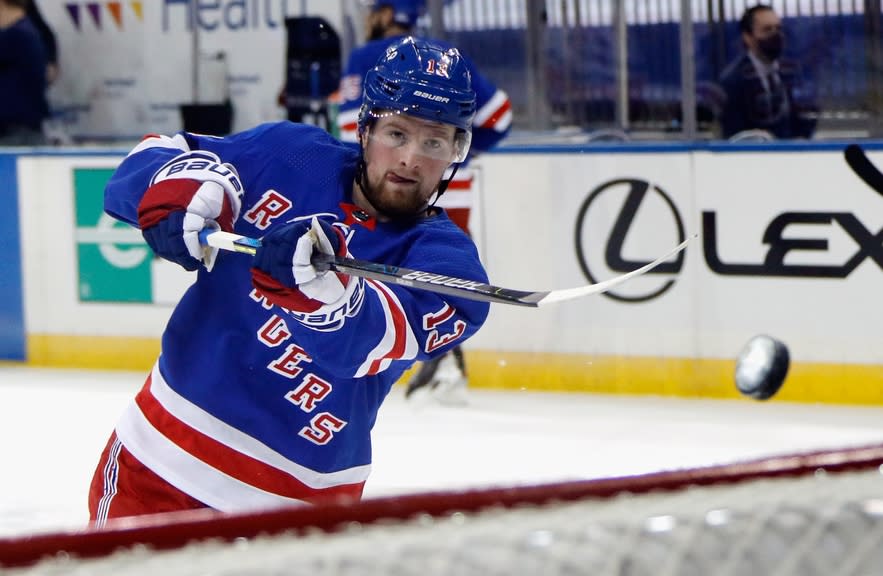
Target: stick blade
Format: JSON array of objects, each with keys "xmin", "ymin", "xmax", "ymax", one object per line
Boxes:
[
  {"xmin": 535, "ymin": 234, "xmax": 695, "ymax": 306},
  {"xmin": 844, "ymin": 144, "xmax": 883, "ymax": 196}
]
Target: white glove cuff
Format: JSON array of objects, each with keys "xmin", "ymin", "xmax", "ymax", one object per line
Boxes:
[{"xmin": 290, "ymin": 276, "xmax": 365, "ymax": 332}]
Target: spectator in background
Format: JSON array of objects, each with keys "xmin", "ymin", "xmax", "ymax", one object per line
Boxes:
[
  {"xmin": 0, "ymin": 0, "xmax": 49, "ymax": 145},
  {"xmin": 337, "ymin": 0, "xmax": 512, "ymax": 406},
  {"xmin": 26, "ymin": 0, "xmax": 58, "ymax": 84},
  {"xmin": 718, "ymin": 4, "xmax": 817, "ymax": 140}
]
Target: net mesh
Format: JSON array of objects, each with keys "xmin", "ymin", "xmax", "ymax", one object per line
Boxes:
[{"xmin": 6, "ymin": 445, "xmax": 883, "ymax": 576}]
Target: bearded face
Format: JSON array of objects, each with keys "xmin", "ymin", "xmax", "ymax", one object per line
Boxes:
[
  {"xmin": 366, "ymin": 6, "xmax": 394, "ymax": 40},
  {"xmin": 359, "ymin": 112, "xmax": 458, "ymax": 222}
]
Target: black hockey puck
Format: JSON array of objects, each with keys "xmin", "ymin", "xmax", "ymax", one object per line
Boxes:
[{"xmin": 734, "ymin": 335, "xmax": 789, "ymax": 400}]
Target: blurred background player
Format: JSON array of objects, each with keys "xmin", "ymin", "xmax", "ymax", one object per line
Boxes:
[
  {"xmin": 337, "ymin": 0, "xmax": 512, "ymax": 405},
  {"xmin": 90, "ymin": 37, "xmax": 490, "ymax": 522}
]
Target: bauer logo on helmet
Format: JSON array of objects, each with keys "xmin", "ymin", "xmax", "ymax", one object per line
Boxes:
[{"xmin": 413, "ymin": 90, "xmax": 450, "ymax": 103}]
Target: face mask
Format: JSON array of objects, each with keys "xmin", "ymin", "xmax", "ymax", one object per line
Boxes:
[{"xmin": 756, "ymin": 33, "xmax": 784, "ymax": 60}]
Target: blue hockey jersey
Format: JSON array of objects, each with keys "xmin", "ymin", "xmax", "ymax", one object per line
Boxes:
[{"xmin": 104, "ymin": 121, "xmax": 490, "ymax": 512}]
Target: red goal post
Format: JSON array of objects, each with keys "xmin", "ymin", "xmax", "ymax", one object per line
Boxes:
[{"xmin": 4, "ymin": 443, "xmax": 883, "ymax": 574}]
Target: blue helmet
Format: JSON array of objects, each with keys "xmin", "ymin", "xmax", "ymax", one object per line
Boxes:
[{"xmin": 358, "ymin": 36, "xmax": 476, "ymax": 162}]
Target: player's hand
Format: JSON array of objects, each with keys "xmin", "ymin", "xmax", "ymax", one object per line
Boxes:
[
  {"xmin": 251, "ymin": 217, "xmax": 363, "ymax": 315},
  {"xmin": 138, "ymin": 151, "xmax": 243, "ymax": 271}
]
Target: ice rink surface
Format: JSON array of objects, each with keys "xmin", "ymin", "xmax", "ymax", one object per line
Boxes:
[{"xmin": 3, "ymin": 364, "xmax": 883, "ymax": 538}]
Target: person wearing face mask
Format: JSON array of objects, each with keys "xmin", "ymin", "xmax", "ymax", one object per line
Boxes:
[{"xmin": 717, "ymin": 4, "xmax": 818, "ymax": 140}]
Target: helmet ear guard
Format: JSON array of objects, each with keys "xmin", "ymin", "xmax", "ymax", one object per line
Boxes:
[
  {"xmin": 357, "ymin": 36, "xmax": 476, "ymax": 164},
  {"xmin": 453, "ymin": 129, "xmax": 472, "ymax": 163}
]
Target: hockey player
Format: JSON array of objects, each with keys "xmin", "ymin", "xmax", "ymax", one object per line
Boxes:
[
  {"xmin": 337, "ymin": 0, "xmax": 512, "ymax": 404},
  {"xmin": 89, "ymin": 37, "xmax": 489, "ymax": 522}
]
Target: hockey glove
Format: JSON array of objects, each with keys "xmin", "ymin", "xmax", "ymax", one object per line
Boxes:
[
  {"xmin": 251, "ymin": 217, "xmax": 364, "ymax": 319},
  {"xmin": 138, "ymin": 150, "xmax": 243, "ymax": 271}
]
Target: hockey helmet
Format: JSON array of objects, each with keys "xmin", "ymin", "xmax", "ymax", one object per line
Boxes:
[{"xmin": 358, "ymin": 36, "xmax": 476, "ymax": 162}]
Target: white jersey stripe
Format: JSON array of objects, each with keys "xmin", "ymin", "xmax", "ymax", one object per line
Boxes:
[
  {"xmin": 436, "ymin": 190, "xmax": 472, "ymax": 209},
  {"xmin": 355, "ymin": 280, "xmax": 419, "ymax": 377},
  {"xmin": 116, "ymin": 400, "xmax": 308, "ymax": 513},
  {"xmin": 114, "ymin": 364, "xmax": 372, "ymax": 512},
  {"xmin": 494, "ymin": 107, "xmax": 513, "ymax": 132},
  {"xmin": 94, "ymin": 437, "xmax": 123, "ymax": 527},
  {"xmin": 336, "ymin": 109, "xmax": 360, "ymax": 144},
  {"xmin": 146, "ymin": 363, "xmax": 371, "ymax": 488},
  {"xmin": 474, "ymin": 89, "xmax": 512, "ymax": 132},
  {"xmin": 127, "ymin": 133, "xmax": 190, "ymax": 157}
]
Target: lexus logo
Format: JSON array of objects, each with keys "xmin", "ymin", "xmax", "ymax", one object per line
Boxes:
[{"xmin": 575, "ymin": 179, "xmax": 687, "ymax": 302}]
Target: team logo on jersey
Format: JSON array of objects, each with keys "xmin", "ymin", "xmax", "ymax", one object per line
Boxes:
[
  {"xmin": 340, "ymin": 202, "xmax": 376, "ymax": 230},
  {"xmin": 244, "ymin": 190, "xmax": 293, "ymax": 230}
]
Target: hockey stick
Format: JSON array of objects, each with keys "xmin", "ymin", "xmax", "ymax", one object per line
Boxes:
[
  {"xmin": 201, "ymin": 229, "xmax": 696, "ymax": 307},
  {"xmin": 844, "ymin": 144, "xmax": 883, "ymax": 196}
]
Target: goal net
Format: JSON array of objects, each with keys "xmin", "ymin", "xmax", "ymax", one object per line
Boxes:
[{"xmin": 4, "ymin": 443, "xmax": 883, "ymax": 575}]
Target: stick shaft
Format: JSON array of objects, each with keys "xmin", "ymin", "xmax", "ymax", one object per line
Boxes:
[{"xmin": 200, "ymin": 230, "xmax": 694, "ymax": 307}]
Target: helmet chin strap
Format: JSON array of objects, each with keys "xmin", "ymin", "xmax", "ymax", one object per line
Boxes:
[
  {"xmin": 427, "ymin": 163, "xmax": 460, "ymax": 210},
  {"xmin": 355, "ymin": 155, "xmax": 383, "ymax": 215}
]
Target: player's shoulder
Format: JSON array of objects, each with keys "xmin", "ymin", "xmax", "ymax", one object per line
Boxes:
[
  {"xmin": 410, "ymin": 214, "xmax": 484, "ymax": 268},
  {"xmin": 719, "ymin": 53, "xmax": 753, "ymax": 84},
  {"xmin": 7, "ymin": 17, "xmax": 43, "ymax": 47},
  {"xmin": 347, "ymin": 39, "xmax": 394, "ymax": 72},
  {"xmin": 361, "ymin": 37, "xmax": 396, "ymax": 53},
  {"xmin": 380, "ymin": 211, "xmax": 463, "ymax": 251},
  {"xmin": 225, "ymin": 122, "xmax": 358, "ymax": 178},
  {"xmin": 246, "ymin": 120, "xmax": 326, "ymax": 139},
  {"xmin": 246, "ymin": 121, "xmax": 353, "ymax": 153}
]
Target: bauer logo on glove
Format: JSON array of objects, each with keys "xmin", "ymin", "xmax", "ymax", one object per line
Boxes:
[
  {"xmin": 251, "ymin": 216, "xmax": 365, "ymax": 331},
  {"xmin": 138, "ymin": 150, "xmax": 244, "ymax": 272},
  {"xmin": 151, "ymin": 152, "xmax": 243, "ymax": 195}
]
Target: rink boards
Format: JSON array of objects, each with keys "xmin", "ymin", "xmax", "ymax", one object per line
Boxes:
[{"xmin": 2, "ymin": 142, "xmax": 882, "ymax": 404}]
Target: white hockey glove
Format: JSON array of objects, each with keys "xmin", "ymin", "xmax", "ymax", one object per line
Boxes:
[
  {"xmin": 251, "ymin": 217, "xmax": 364, "ymax": 322},
  {"xmin": 138, "ymin": 150, "xmax": 243, "ymax": 271}
]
